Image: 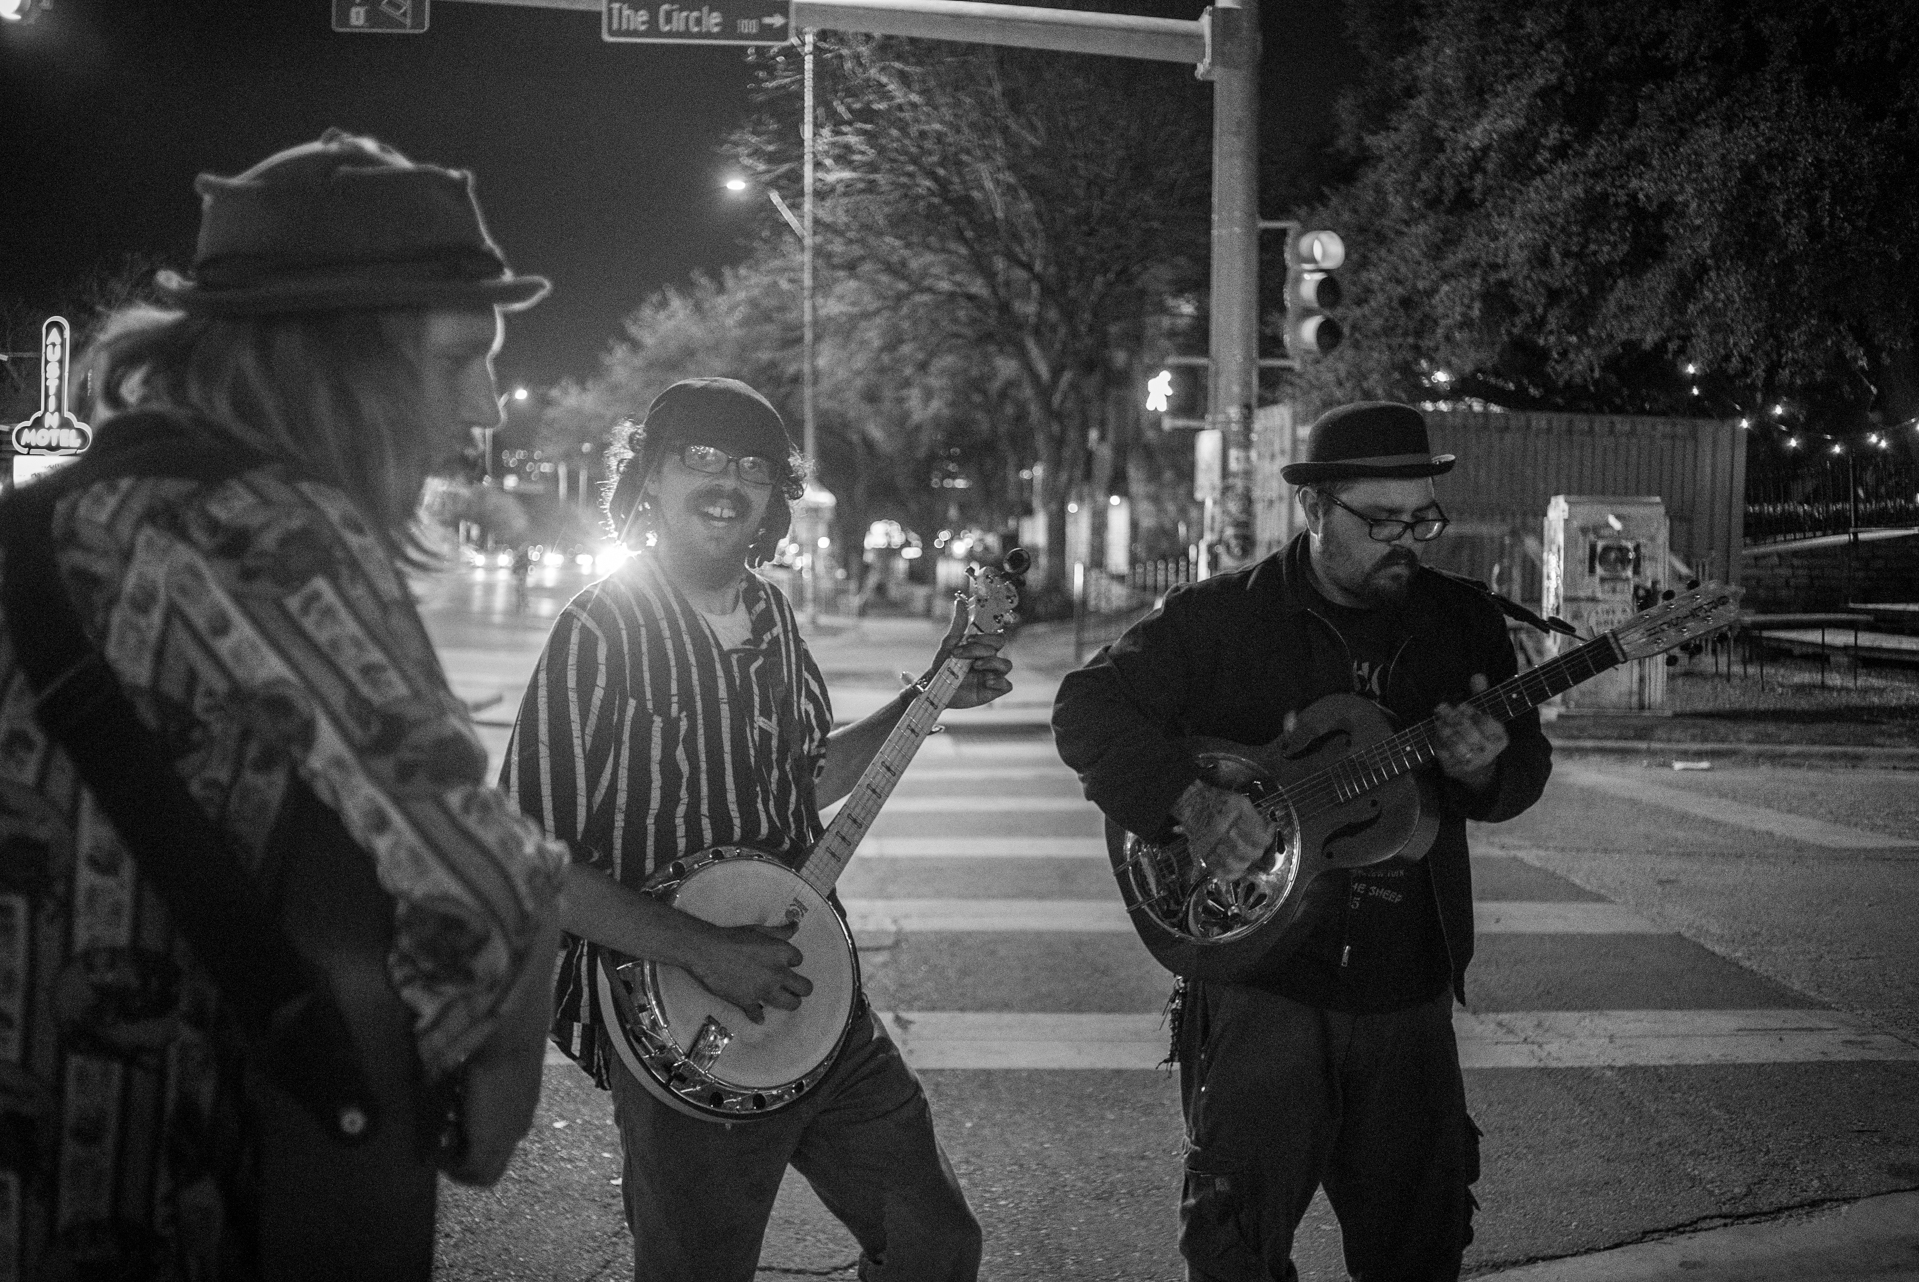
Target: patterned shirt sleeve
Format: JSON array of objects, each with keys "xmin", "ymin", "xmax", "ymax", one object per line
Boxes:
[{"xmin": 57, "ymin": 468, "xmax": 569, "ymax": 1078}]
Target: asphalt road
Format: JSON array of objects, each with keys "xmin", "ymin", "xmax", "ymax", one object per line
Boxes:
[{"xmin": 420, "ymin": 564, "xmax": 1919, "ymax": 1281}]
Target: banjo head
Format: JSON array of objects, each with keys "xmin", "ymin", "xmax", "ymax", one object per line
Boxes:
[{"xmin": 599, "ymin": 847, "xmax": 858, "ymax": 1119}]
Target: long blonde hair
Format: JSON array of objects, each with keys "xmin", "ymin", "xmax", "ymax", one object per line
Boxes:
[{"xmin": 81, "ymin": 304, "xmax": 446, "ymax": 564}]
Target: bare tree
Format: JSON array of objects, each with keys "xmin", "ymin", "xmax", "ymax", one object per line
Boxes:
[{"xmin": 734, "ymin": 35, "xmax": 1211, "ymax": 594}]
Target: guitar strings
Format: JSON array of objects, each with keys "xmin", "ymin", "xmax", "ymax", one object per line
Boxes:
[{"xmin": 1134, "ymin": 593, "xmax": 1730, "ymax": 904}]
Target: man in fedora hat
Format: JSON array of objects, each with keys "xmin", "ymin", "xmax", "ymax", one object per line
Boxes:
[
  {"xmin": 0, "ymin": 130, "xmax": 568, "ymax": 1279},
  {"xmin": 1053, "ymin": 401, "xmax": 1553, "ymax": 1280},
  {"xmin": 502, "ymin": 377, "xmax": 1008, "ymax": 1281}
]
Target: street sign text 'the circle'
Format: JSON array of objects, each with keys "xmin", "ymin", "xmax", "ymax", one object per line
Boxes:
[{"xmin": 604, "ymin": 0, "xmax": 793, "ymax": 45}]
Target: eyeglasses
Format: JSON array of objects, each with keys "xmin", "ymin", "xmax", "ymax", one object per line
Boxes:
[
  {"xmin": 677, "ymin": 443, "xmax": 778, "ymax": 488},
  {"xmin": 1319, "ymin": 490, "xmax": 1450, "ymax": 543}
]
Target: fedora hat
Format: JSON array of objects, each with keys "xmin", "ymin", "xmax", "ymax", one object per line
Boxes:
[
  {"xmin": 155, "ymin": 128, "xmax": 550, "ymax": 316},
  {"xmin": 1280, "ymin": 401, "xmax": 1455, "ymax": 484}
]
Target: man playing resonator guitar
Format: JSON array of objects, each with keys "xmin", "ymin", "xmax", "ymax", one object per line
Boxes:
[
  {"xmin": 1053, "ymin": 402, "xmax": 1554, "ymax": 1282},
  {"xmin": 503, "ymin": 378, "xmax": 1010, "ymax": 1282}
]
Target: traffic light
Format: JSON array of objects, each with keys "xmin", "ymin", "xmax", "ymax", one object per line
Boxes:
[
  {"xmin": 1144, "ymin": 362, "xmax": 1205, "ymax": 429},
  {"xmin": 1284, "ymin": 228, "xmax": 1345, "ymax": 359}
]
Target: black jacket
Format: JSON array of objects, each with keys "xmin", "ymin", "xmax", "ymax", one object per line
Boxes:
[{"xmin": 1052, "ymin": 533, "xmax": 1553, "ymax": 1001}]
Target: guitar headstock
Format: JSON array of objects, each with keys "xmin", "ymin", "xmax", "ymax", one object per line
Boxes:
[
  {"xmin": 961, "ymin": 548, "xmax": 1025, "ymax": 636},
  {"xmin": 1611, "ymin": 580, "xmax": 1743, "ymax": 661}
]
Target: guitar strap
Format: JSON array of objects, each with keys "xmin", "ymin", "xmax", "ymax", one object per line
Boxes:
[{"xmin": 0, "ymin": 416, "xmax": 384, "ymax": 1147}]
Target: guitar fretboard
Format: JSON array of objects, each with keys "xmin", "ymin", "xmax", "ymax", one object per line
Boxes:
[
  {"xmin": 1261, "ymin": 631, "xmax": 1624, "ymax": 825},
  {"xmin": 795, "ymin": 649, "xmax": 972, "ymax": 901}
]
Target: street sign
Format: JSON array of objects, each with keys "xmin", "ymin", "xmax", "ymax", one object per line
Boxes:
[
  {"xmin": 603, "ymin": 0, "xmax": 793, "ymax": 45},
  {"xmin": 333, "ymin": 0, "xmax": 428, "ymax": 33}
]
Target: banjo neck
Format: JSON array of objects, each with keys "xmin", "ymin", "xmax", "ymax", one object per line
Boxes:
[{"xmin": 796, "ymin": 646, "xmax": 974, "ymax": 901}]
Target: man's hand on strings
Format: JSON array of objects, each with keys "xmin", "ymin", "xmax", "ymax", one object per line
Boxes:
[
  {"xmin": 1433, "ymin": 673, "xmax": 1507, "ymax": 792},
  {"xmin": 1172, "ymin": 780, "xmax": 1275, "ymax": 881}
]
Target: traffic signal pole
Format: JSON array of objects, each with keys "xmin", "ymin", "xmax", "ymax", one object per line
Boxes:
[
  {"xmin": 445, "ymin": 0, "xmax": 1261, "ymax": 573},
  {"xmin": 1204, "ymin": 0, "xmax": 1259, "ymax": 570}
]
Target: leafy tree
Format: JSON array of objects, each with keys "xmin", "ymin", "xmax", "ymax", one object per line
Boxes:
[
  {"xmin": 732, "ymin": 32, "xmax": 1212, "ymax": 593},
  {"xmin": 1293, "ymin": 0, "xmax": 1919, "ymax": 430}
]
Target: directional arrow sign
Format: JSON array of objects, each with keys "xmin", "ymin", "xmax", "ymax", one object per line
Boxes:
[
  {"xmin": 333, "ymin": 0, "xmax": 428, "ymax": 33},
  {"xmin": 604, "ymin": 0, "xmax": 794, "ymax": 45}
]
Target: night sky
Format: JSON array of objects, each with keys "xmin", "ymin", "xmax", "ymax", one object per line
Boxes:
[{"xmin": 2, "ymin": 0, "xmax": 1357, "ymax": 392}]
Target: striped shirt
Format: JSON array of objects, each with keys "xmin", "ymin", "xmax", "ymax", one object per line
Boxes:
[
  {"xmin": 501, "ymin": 552, "xmax": 833, "ymax": 1087},
  {"xmin": 0, "ymin": 456, "xmax": 569, "ymax": 1280}
]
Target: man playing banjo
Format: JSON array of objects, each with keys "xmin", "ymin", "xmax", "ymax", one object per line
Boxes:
[
  {"xmin": 503, "ymin": 378, "xmax": 1010, "ymax": 1281},
  {"xmin": 1053, "ymin": 402, "xmax": 1554, "ymax": 1281}
]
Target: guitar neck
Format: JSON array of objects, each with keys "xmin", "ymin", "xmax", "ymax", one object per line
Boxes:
[
  {"xmin": 1282, "ymin": 631, "xmax": 1624, "ymax": 821},
  {"xmin": 797, "ymin": 648, "xmax": 973, "ymax": 899}
]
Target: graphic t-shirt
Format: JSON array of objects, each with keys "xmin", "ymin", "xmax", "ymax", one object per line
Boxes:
[{"xmin": 1257, "ymin": 580, "xmax": 1454, "ymax": 1013}]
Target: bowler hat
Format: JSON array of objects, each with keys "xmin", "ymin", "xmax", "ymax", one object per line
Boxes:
[
  {"xmin": 642, "ymin": 378, "xmax": 796, "ymax": 468},
  {"xmin": 154, "ymin": 129, "xmax": 550, "ymax": 316},
  {"xmin": 1280, "ymin": 401, "xmax": 1455, "ymax": 484}
]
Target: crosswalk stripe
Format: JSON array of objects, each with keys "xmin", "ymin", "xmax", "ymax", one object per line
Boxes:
[
  {"xmin": 867, "ymin": 1009, "xmax": 1919, "ymax": 1071},
  {"xmin": 855, "ymin": 837, "xmax": 1109, "ymax": 858},
  {"xmin": 893, "ymin": 766, "xmax": 1079, "ymax": 782},
  {"xmin": 840, "ymin": 899, "xmax": 1665, "ymax": 935},
  {"xmin": 832, "ymin": 796, "xmax": 1090, "ymax": 814},
  {"xmin": 545, "ymin": 1007, "xmax": 1919, "ymax": 1072},
  {"xmin": 1558, "ymin": 765, "xmax": 1917, "ymax": 850},
  {"xmin": 906, "ymin": 738, "xmax": 1066, "ymax": 761}
]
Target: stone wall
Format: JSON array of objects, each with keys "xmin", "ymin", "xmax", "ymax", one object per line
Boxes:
[{"xmin": 1740, "ymin": 533, "xmax": 1919, "ymax": 612}]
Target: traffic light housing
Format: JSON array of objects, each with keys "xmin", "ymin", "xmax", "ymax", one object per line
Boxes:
[{"xmin": 1284, "ymin": 228, "xmax": 1345, "ymax": 359}]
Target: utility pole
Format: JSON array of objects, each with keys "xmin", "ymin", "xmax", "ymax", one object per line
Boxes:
[{"xmin": 1203, "ymin": 0, "xmax": 1259, "ymax": 570}]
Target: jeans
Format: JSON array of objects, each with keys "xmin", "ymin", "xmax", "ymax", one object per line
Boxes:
[
  {"xmin": 606, "ymin": 1007, "xmax": 981, "ymax": 1282},
  {"xmin": 1177, "ymin": 985, "xmax": 1479, "ymax": 1282}
]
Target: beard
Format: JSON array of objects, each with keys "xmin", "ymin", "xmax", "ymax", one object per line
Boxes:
[{"xmin": 1354, "ymin": 551, "xmax": 1418, "ymax": 608}]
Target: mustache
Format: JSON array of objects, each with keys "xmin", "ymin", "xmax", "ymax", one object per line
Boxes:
[
  {"xmin": 686, "ymin": 482, "xmax": 750, "ymax": 510},
  {"xmin": 1373, "ymin": 550, "xmax": 1419, "ymax": 573}
]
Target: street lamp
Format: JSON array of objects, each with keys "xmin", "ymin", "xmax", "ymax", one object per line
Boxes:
[
  {"xmin": 725, "ymin": 33, "xmax": 825, "ymax": 621},
  {"xmin": 720, "ymin": 34, "xmax": 816, "ymax": 467}
]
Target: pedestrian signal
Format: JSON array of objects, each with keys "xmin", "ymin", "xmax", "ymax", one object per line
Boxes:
[{"xmin": 1144, "ymin": 365, "xmax": 1204, "ymax": 428}]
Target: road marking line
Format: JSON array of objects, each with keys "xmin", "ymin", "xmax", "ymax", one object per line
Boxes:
[
  {"xmin": 893, "ymin": 766, "xmax": 1080, "ymax": 782},
  {"xmin": 862, "ymin": 1009, "xmax": 1918, "ymax": 1071},
  {"xmin": 841, "ymin": 899, "xmax": 1664, "ymax": 935},
  {"xmin": 829, "ymin": 796, "xmax": 1091, "ymax": 814},
  {"xmin": 1456, "ymin": 1008, "xmax": 1919, "ymax": 1068},
  {"xmin": 855, "ymin": 837, "xmax": 1109, "ymax": 858},
  {"xmin": 1558, "ymin": 765, "xmax": 1917, "ymax": 850}
]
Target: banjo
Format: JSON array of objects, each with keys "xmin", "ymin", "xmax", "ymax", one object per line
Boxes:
[
  {"xmin": 597, "ymin": 554, "xmax": 1024, "ymax": 1121},
  {"xmin": 1108, "ymin": 581, "xmax": 1742, "ymax": 982}
]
